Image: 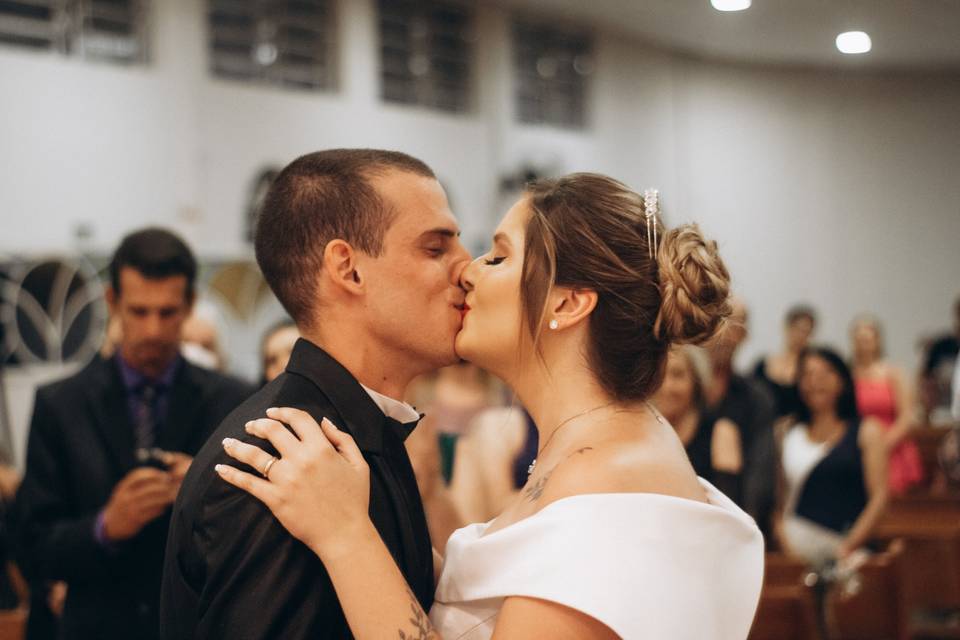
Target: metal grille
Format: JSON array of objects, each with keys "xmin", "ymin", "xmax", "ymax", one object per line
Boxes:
[
  {"xmin": 513, "ymin": 20, "xmax": 593, "ymax": 129},
  {"xmin": 75, "ymin": 0, "xmax": 148, "ymax": 62},
  {"xmin": 378, "ymin": 0, "xmax": 473, "ymax": 113},
  {"xmin": 208, "ymin": 0, "xmax": 336, "ymax": 91},
  {"xmin": 0, "ymin": 0, "xmax": 60, "ymax": 51},
  {"xmin": 0, "ymin": 0, "xmax": 148, "ymax": 63}
]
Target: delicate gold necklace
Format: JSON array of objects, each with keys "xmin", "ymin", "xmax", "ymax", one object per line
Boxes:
[
  {"xmin": 527, "ymin": 402, "xmax": 615, "ymax": 476},
  {"xmin": 527, "ymin": 401, "xmax": 663, "ymax": 476}
]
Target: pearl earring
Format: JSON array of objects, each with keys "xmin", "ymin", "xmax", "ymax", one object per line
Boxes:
[{"xmin": 549, "ymin": 319, "xmax": 559, "ymax": 330}]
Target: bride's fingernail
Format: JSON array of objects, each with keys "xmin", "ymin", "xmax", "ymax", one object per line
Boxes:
[
  {"xmin": 214, "ymin": 464, "xmax": 225, "ymax": 474},
  {"xmin": 222, "ymin": 437, "xmax": 236, "ymax": 448},
  {"xmin": 321, "ymin": 417, "xmax": 337, "ymax": 430},
  {"xmin": 266, "ymin": 407, "xmax": 278, "ymax": 415}
]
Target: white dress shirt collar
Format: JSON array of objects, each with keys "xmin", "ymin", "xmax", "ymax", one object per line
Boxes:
[{"xmin": 359, "ymin": 383, "xmax": 421, "ymax": 423}]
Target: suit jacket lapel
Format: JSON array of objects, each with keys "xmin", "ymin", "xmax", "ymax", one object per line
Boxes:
[
  {"xmin": 284, "ymin": 339, "xmax": 386, "ymax": 454},
  {"xmin": 374, "ymin": 425, "xmax": 431, "ymax": 586},
  {"xmin": 87, "ymin": 357, "xmax": 137, "ymax": 472},
  {"xmin": 284, "ymin": 339, "xmax": 431, "ymax": 583},
  {"xmin": 157, "ymin": 362, "xmax": 204, "ymax": 453}
]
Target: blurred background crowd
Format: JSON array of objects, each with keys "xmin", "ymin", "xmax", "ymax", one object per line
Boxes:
[{"xmin": 1, "ymin": 1, "xmax": 959, "ymax": 639}]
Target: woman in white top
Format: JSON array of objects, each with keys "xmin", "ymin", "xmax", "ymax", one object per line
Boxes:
[{"xmin": 217, "ymin": 173, "xmax": 764, "ymax": 639}]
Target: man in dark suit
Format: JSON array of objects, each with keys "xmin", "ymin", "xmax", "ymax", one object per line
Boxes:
[
  {"xmin": 161, "ymin": 149, "xmax": 471, "ymax": 638},
  {"xmin": 704, "ymin": 298, "xmax": 776, "ymax": 534},
  {"xmin": 14, "ymin": 229, "xmax": 252, "ymax": 640}
]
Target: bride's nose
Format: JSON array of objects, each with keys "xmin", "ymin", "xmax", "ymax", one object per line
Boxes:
[{"xmin": 460, "ymin": 257, "xmax": 481, "ymax": 292}]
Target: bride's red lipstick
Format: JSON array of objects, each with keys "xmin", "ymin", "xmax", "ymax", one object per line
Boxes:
[{"xmin": 459, "ymin": 303, "xmax": 471, "ymax": 320}]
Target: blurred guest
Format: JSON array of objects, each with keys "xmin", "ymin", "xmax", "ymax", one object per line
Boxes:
[
  {"xmin": 0, "ymin": 463, "xmax": 19, "ymax": 610},
  {"xmin": 402, "ymin": 363, "xmax": 500, "ymax": 548},
  {"xmin": 3, "ymin": 459, "xmax": 60, "ymax": 640},
  {"xmin": 403, "ymin": 414, "xmax": 465, "ymax": 553},
  {"xmin": 776, "ymin": 347, "xmax": 888, "ymax": 567},
  {"xmin": 14, "ymin": 228, "xmax": 252, "ymax": 640},
  {"xmin": 919, "ymin": 296, "xmax": 960, "ymax": 426},
  {"xmin": 704, "ymin": 298, "xmax": 775, "ymax": 468},
  {"xmin": 448, "ymin": 406, "xmax": 537, "ymax": 525},
  {"xmin": 851, "ymin": 315, "xmax": 924, "ymax": 494},
  {"xmin": 99, "ymin": 314, "xmax": 124, "ymax": 359},
  {"xmin": 0, "ymin": 463, "xmax": 17, "ymax": 504},
  {"xmin": 259, "ymin": 319, "xmax": 299, "ymax": 385},
  {"xmin": 753, "ymin": 304, "xmax": 817, "ymax": 418},
  {"xmin": 181, "ymin": 306, "xmax": 225, "ymax": 371},
  {"xmin": 704, "ymin": 297, "xmax": 776, "ymax": 530},
  {"xmin": 654, "ymin": 345, "xmax": 743, "ymax": 502},
  {"xmin": 425, "ymin": 362, "xmax": 499, "ymax": 483},
  {"xmin": 939, "ymin": 395, "xmax": 960, "ymax": 489},
  {"xmin": 953, "ymin": 350, "xmax": 960, "ymax": 422}
]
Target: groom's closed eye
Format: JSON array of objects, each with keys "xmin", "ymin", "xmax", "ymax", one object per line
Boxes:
[
  {"xmin": 421, "ymin": 238, "xmax": 448, "ymax": 257},
  {"xmin": 419, "ymin": 228, "xmax": 460, "ymax": 257}
]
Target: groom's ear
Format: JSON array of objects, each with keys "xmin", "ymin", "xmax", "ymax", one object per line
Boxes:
[{"xmin": 321, "ymin": 240, "xmax": 365, "ymax": 296}]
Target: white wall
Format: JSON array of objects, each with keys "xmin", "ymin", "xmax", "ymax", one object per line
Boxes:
[
  {"xmin": 666, "ymin": 62, "xmax": 960, "ymax": 370},
  {"xmin": 1, "ymin": 0, "xmax": 958, "ymax": 373}
]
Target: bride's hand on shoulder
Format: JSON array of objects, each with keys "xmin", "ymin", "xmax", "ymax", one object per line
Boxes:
[{"xmin": 216, "ymin": 407, "xmax": 371, "ymax": 558}]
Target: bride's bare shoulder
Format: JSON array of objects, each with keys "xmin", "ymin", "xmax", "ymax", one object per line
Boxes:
[{"xmin": 535, "ymin": 438, "xmax": 708, "ymax": 507}]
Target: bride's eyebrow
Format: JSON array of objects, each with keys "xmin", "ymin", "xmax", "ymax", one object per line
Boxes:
[{"xmin": 492, "ymin": 232, "xmax": 511, "ymax": 248}]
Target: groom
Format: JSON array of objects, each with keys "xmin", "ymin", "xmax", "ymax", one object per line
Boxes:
[{"xmin": 160, "ymin": 149, "xmax": 471, "ymax": 638}]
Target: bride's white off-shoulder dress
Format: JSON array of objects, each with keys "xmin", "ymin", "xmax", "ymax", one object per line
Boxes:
[{"xmin": 430, "ymin": 479, "xmax": 764, "ymax": 639}]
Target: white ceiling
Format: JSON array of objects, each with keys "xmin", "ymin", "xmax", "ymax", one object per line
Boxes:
[{"xmin": 499, "ymin": 0, "xmax": 960, "ymax": 71}]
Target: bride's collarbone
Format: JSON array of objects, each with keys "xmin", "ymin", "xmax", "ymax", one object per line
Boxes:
[
  {"xmin": 537, "ymin": 441, "xmax": 705, "ymax": 505},
  {"xmin": 487, "ymin": 446, "xmax": 705, "ymax": 536}
]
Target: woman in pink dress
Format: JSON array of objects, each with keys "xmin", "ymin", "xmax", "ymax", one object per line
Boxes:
[{"xmin": 851, "ymin": 315, "xmax": 924, "ymax": 494}]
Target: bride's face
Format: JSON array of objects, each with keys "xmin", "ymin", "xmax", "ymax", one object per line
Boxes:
[{"xmin": 456, "ymin": 198, "xmax": 530, "ymax": 377}]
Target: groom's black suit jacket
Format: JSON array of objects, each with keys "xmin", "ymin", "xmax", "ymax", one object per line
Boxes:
[{"xmin": 160, "ymin": 339, "xmax": 434, "ymax": 639}]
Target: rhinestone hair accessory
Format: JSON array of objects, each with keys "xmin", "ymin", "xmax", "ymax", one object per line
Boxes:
[{"xmin": 643, "ymin": 189, "xmax": 659, "ymax": 258}]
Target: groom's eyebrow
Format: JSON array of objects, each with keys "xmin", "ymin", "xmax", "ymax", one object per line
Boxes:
[
  {"xmin": 420, "ymin": 227, "xmax": 461, "ymax": 240},
  {"xmin": 493, "ymin": 232, "xmax": 511, "ymax": 247}
]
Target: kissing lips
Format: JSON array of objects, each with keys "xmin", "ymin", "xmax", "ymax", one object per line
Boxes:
[{"xmin": 457, "ymin": 303, "xmax": 471, "ymax": 321}]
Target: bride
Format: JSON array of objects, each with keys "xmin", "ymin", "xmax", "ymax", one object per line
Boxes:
[{"xmin": 216, "ymin": 173, "xmax": 764, "ymax": 639}]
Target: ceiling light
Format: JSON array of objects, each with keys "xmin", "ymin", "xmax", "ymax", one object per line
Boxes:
[
  {"xmin": 711, "ymin": 0, "xmax": 751, "ymax": 11},
  {"xmin": 836, "ymin": 31, "xmax": 872, "ymax": 55}
]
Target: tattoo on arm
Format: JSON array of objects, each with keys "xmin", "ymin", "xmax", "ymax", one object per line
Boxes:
[
  {"xmin": 398, "ymin": 587, "xmax": 438, "ymax": 640},
  {"xmin": 523, "ymin": 447, "xmax": 594, "ymax": 502}
]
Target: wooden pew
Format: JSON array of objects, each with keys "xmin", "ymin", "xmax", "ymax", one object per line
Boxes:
[
  {"xmin": 750, "ymin": 585, "xmax": 821, "ymax": 640},
  {"xmin": 874, "ymin": 493, "xmax": 960, "ymax": 613},
  {"xmin": 764, "ymin": 553, "xmax": 809, "ymax": 587},
  {"xmin": 750, "ymin": 553, "xmax": 822, "ymax": 640},
  {"xmin": 828, "ymin": 540, "xmax": 908, "ymax": 640}
]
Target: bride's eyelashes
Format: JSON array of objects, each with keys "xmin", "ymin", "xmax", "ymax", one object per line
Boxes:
[{"xmin": 484, "ymin": 256, "xmax": 506, "ymax": 266}]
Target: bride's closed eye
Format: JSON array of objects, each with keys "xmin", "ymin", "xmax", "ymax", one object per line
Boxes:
[{"xmin": 484, "ymin": 256, "xmax": 505, "ymax": 266}]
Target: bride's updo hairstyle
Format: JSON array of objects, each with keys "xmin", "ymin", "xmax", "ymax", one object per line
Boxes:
[{"xmin": 522, "ymin": 173, "xmax": 732, "ymax": 401}]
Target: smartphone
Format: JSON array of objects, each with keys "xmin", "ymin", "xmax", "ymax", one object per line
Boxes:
[{"xmin": 134, "ymin": 447, "xmax": 170, "ymax": 471}]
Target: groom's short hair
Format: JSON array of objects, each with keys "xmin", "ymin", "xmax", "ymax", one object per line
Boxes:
[{"xmin": 255, "ymin": 149, "xmax": 435, "ymax": 328}]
